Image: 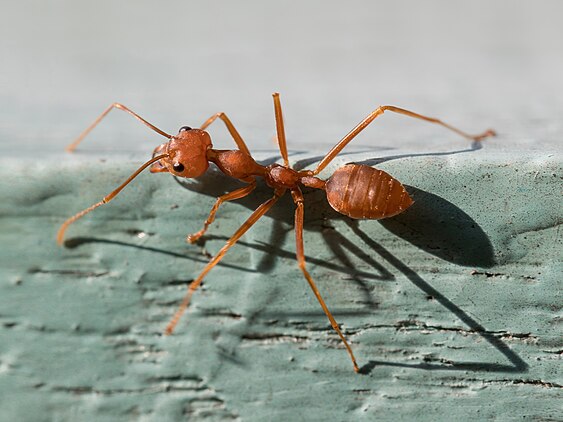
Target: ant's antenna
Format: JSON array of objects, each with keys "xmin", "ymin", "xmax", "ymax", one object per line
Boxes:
[
  {"xmin": 57, "ymin": 154, "xmax": 169, "ymax": 244},
  {"xmin": 66, "ymin": 103, "xmax": 172, "ymax": 152}
]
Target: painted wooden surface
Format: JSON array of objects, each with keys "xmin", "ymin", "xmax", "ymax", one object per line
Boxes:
[
  {"xmin": 1, "ymin": 149, "xmax": 561, "ymax": 420},
  {"xmin": 1, "ymin": 1, "xmax": 562, "ymax": 420}
]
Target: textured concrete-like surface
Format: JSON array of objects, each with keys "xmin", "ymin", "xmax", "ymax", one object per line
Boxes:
[
  {"xmin": 1, "ymin": 149, "xmax": 561, "ymax": 420},
  {"xmin": 1, "ymin": 0, "xmax": 562, "ymax": 421}
]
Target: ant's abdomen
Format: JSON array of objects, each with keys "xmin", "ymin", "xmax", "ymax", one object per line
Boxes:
[{"xmin": 325, "ymin": 164, "xmax": 413, "ymax": 219}]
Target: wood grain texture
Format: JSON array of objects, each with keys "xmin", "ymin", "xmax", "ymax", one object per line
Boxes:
[{"xmin": 0, "ymin": 151, "xmax": 561, "ymax": 421}]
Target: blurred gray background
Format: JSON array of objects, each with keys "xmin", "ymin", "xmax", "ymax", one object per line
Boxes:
[{"xmin": 1, "ymin": 0, "xmax": 562, "ymax": 154}]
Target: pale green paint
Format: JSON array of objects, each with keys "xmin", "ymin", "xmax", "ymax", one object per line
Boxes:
[{"xmin": 0, "ymin": 151, "xmax": 561, "ymax": 421}]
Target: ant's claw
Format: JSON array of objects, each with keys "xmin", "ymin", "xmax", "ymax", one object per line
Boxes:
[
  {"xmin": 186, "ymin": 233, "xmax": 203, "ymax": 244},
  {"xmin": 474, "ymin": 129, "xmax": 497, "ymax": 142}
]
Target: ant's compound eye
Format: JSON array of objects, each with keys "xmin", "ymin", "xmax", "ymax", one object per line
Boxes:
[
  {"xmin": 173, "ymin": 162, "xmax": 185, "ymax": 173},
  {"xmin": 179, "ymin": 126, "xmax": 192, "ymax": 132}
]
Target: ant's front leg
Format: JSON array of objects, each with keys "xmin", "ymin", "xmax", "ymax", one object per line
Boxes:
[
  {"xmin": 200, "ymin": 112, "xmax": 251, "ymax": 156},
  {"xmin": 186, "ymin": 179, "xmax": 257, "ymax": 244}
]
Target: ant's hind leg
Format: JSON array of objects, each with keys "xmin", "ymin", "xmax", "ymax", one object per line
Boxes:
[
  {"xmin": 66, "ymin": 103, "xmax": 171, "ymax": 152},
  {"xmin": 186, "ymin": 180, "xmax": 257, "ymax": 244},
  {"xmin": 291, "ymin": 188, "xmax": 360, "ymax": 372},
  {"xmin": 313, "ymin": 105, "xmax": 496, "ymax": 175},
  {"xmin": 166, "ymin": 189, "xmax": 284, "ymax": 335}
]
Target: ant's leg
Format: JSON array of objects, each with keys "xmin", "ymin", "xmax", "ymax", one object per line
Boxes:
[
  {"xmin": 272, "ymin": 93, "xmax": 290, "ymax": 167},
  {"xmin": 165, "ymin": 189, "xmax": 285, "ymax": 335},
  {"xmin": 66, "ymin": 103, "xmax": 172, "ymax": 152},
  {"xmin": 291, "ymin": 188, "xmax": 359, "ymax": 373},
  {"xmin": 57, "ymin": 154, "xmax": 169, "ymax": 245},
  {"xmin": 186, "ymin": 179, "xmax": 257, "ymax": 243},
  {"xmin": 200, "ymin": 112, "xmax": 251, "ymax": 156},
  {"xmin": 312, "ymin": 105, "xmax": 496, "ymax": 175}
]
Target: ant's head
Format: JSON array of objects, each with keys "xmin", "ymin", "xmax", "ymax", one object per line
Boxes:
[{"xmin": 150, "ymin": 126, "xmax": 213, "ymax": 177}]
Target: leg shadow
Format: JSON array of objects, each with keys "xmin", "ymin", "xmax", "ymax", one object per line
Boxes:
[
  {"xmin": 346, "ymin": 221, "xmax": 528, "ymax": 375},
  {"xmin": 292, "ymin": 141, "xmax": 481, "ymax": 172},
  {"xmin": 63, "ymin": 237, "xmax": 257, "ymax": 274}
]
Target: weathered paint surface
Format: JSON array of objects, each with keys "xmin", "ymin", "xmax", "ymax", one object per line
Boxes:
[{"xmin": 0, "ymin": 152, "xmax": 561, "ymax": 421}]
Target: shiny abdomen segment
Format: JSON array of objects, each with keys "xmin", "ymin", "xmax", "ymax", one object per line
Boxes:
[{"xmin": 325, "ymin": 164, "xmax": 414, "ymax": 219}]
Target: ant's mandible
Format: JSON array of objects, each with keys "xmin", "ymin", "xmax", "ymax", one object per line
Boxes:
[{"xmin": 57, "ymin": 93, "xmax": 496, "ymax": 373}]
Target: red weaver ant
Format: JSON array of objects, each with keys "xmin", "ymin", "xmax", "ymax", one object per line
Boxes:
[{"xmin": 57, "ymin": 93, "xmax": 495, "ymax": 372}]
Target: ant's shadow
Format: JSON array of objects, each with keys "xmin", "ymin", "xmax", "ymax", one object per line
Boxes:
[
  {"xmin": 65, "ymin": 143, "xmax": 527, "ymax": 374},
  {"xmin": 172, "ymin": 153, "xmax": 526, "ymax": 375},
  {"xmin": 176, "ymin": 161, "xmax": 496, "ymax": 270},
  {"xmin": 179, "ymin": 140, "xmax": 495, "ymax": 267}
]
